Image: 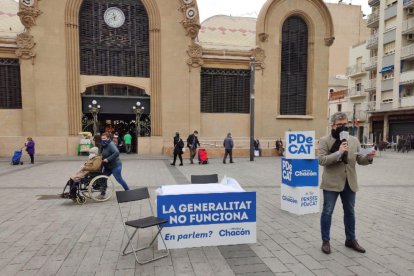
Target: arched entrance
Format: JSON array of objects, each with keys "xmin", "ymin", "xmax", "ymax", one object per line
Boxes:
[
  {"xmin": 81, "ymin": 84, "xmax": 150, "ymax": 153},
  {"xmin": 64, "ymin": 0, "xmax": 161, "ymax": 137}
]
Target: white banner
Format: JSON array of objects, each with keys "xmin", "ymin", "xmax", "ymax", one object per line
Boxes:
[
  {"xmin": 281, "ymin": 184, "xmax": 320, "ymax": 215},
  {"xmin": 156, "ymin": 191, "xmax": 256, "ymax": 249},
  {"xmin": 158, "ymin": 222, "xmax": 256, "ymax": 249}
]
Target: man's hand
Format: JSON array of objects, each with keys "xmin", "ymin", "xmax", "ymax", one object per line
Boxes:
[
  {"xmin": 103, "ymin": 159, "xmax": 108, "ymax": 163},
  {"xmin": 367, "ymin": 150, "xmax": 376, "ymax": 160},
  {"xmin": 339, "ymin": 142, "xmax": 348, "ymax": 154}
]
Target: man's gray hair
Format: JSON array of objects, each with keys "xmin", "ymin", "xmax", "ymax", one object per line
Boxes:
[{"xmin": 330, "ymin": 112, "xmax": 348, "ymax": 124}]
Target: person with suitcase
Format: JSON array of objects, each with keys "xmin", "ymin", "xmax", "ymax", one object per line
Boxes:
[{"xmin": 25, "ymin": 137, "xmax": 35, "ymax": 164}]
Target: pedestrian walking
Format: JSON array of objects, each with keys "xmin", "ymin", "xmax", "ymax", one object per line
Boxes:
[
  {"xmin": 171, "ymin": 132, "xmax": 184, "ymax": 166},
  {"xmin": 223, "ymin": 133, "xmax": 234, "ymax": 164},
  {"xmin": 123, "ymin": 132, "xmax": 132, "ymax": 154},
  {"xmin": 318, "ymin": 112, "xmax": 376, "ymax": 255},
  {"xmin": 25, "ymin": 137, "xmax": 35, "ymax": 164},
  {"xmin": 186, "ymin": 130, "xmax": 200, "ymax": 164},
  {"xmin": 254, "ymin": 138, "xmax": 261, "ymax": 157},
  {"xmin": 100, "ymin": 132, "xmax": 129, "ymax": 198}
]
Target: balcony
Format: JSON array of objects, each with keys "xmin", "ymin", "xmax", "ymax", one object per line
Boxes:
[
  {"xmin": 366, "ymin": 34, "xmax": 379, "ymax": 49},
  {"xmin": 404, "ymin": 0, "xmax": 414, "ymax": 9},
  {"xmin": 367, "ymin": 12, "xmax": 380, "ymax": 28},
  {"xmin": 364, "ymin": 56, "xmax": 377, "ymax": 71},
  {"xmin": 346, "ymin": 64, "xmax": 365, "ymax": 77},
  {"xmin": 380, "ymin": 101, "xmax": 393, "ymax": 111},
  {"xmin": 402, "ymin": 18, "xmax": 414, "ymax": 34},
  {"xmin": 369, "ymin": 0, "xmax": 380, "ymax": 7},
  {"xmin": 365, "ymin": 78, "xmax": 377, "ymax": 92},
  {"xmin": 400, "ymin": 70, "xmax": 414, "ymax": 84},
  {"xmin": 401, "ymin": 44, "xmax": 414, "ymax": 61},
  {"xmin": 348, "ymin": 86, "xmax": 367, "ymax": 98},
  {"xmin": 400, "ymin": 95, "xmax": 414, "ymax": 107}
]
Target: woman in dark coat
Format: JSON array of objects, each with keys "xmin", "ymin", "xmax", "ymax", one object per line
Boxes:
[
  {"xmin": 25, "ymin": 137, "xmax": 35, "ymax": 164},
  {"xmin": 171, "ymin": 132, "xmax": 184, "ymax": 166},
  {"xmin": 100, "ymin": 132, "xmax": 130, "ymax": 198}
]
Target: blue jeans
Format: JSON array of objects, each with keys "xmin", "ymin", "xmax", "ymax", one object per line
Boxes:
[
  {"xmin": 320, "ymin": 182, "xmax": 356, "ymax": 241},
  {"xmin": 103, "ymin": 165, "xmax": 130, "ymax": 191}
]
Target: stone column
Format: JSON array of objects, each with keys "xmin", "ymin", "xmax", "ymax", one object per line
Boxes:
[
  {"xmin": 20, "ymin": 60, "xmax": 37, "ymax": 136},
  {"xmin": 383, "ymin": 114, "xmax": 389, "ymax": 142}
]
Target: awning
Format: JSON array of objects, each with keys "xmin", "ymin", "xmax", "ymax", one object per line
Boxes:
[{"xmin": 379, "ymin": 65, "xmax": 394, "ymax": 73}]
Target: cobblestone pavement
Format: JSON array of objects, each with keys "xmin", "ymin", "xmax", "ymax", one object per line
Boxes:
[{"xmin": 0, "ymin": 150, "xmax": 413, "ymax": 275}]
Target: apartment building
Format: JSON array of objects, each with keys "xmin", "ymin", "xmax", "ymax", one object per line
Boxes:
[
  {"xmin": 365, "ymin": 0, "xmax": 414, "ymax": 143},
  {"xmin": 346, "ymin": 41, "xmax": 372, "ymax": 143},
  {"xmin": 328, "ymin": 41, "xmax": 371, "ymax": 143}
]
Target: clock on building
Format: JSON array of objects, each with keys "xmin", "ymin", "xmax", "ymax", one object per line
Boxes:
[{"xmin": 103, "ymin": 7, "xmax": 125, "ymax": 28}]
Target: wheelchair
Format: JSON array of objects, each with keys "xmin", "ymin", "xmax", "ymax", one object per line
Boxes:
[{"xmin": 61, "ymin": 171, "xmax": 115, "ymax": 205}]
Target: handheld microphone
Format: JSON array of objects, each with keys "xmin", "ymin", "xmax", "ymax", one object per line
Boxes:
[{"xmin": 339, "ymin": 131, "xmax": 350, "ymax": 164}]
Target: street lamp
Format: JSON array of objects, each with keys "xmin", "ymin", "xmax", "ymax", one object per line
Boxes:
[
  {"xmin": 133, "ymin": 101, "xmax": 144, "ymax": 154},
  {"xmin": 249, "ymin": 57, "xmax": 256, "ymax": 161},
  {"xmin": 88, "ymin": 100, "xmax": 101, "ymax": 134}
]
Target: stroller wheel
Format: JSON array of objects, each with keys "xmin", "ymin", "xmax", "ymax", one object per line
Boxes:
[{"xmin": 76, "ymin": 196, "xmax": 86, "ymax": 205}]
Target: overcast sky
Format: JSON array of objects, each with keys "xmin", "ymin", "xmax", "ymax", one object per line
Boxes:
[{"xmin": 197, "ymin": 0, "xmax": 371, "ymax": 22}]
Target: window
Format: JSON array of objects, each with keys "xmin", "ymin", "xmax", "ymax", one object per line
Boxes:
[
  {"xmin": 337, "ymin": 104, "xmax": 342, "ymax": 112},
  {"xmin": 200, "ymin": 68, "xmax": 250, "ymax": 113},
  {"xmin": 280, "ymin": 16, "xmax": 308, "ymax": 115},
  {"xmin": 384, "ymin": 42, "xmax": 395, "ymax": 55},
  {"xmin": 356, "ymin": 79, "xmax": 362, "ymax": 91},
  {"xmin": 382, "ymin": 71, "xmax": 394, "ymax": 80},
  {"xmin": 386, "ymin": 0, "xmax": 397, "ymax": 7},
  {"xmin": 79, "ymin": 0, "xmax": 150, "ymax": 77},
  {"xmin": 384, "ymin": 17, "xmax": 396, "ymax": 32},
  {"xmin": 84, "ymin": 84, "xmax": 148, "ymax": 97},
  {"xmin": 0, "ymin": 58, "xmax": 22, "ymax": 109}
]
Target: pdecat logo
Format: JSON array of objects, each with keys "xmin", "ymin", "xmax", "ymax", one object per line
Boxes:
[
  {"xmin": 282, "ymin": 160, "xmax": 292, "ymax": 181},
  {"xmin": 285, "ymin": 131, "xmax": 315, "ymax": 159},
  {"xmin": 281, "ymin": 159, "xmax": 319, "ymax": 187}
]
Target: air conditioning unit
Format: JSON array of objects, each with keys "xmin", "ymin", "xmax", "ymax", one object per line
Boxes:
[
  {"xmin": 408, "ymin": 8, "xmax": 414, "ymax": 15},
  {"xmin": 407, "ymin": 34, "xmax": 414, "ymax": 41}
]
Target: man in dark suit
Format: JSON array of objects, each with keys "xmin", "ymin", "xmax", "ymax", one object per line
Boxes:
[
  {"xmin": 318, "ymin": 112, "xmax": 376, "ymax": 254},
  {"xmin": 186, "ymin": 130, "xmax": 200, "ymax": 164}
]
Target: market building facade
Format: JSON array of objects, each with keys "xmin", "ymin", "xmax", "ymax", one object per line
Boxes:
[{"xmin": 0, "ymin": 0, "xmax": 334, "ymax": 156}]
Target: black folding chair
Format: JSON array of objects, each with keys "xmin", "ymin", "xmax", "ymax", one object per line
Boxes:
[
  {"xmin": 190, "ymin": 174, "xmax": 219, "ymax": 184},
  {"xmin": 116, "ymin": 188, "xmax": 169, "ymax": 264}
]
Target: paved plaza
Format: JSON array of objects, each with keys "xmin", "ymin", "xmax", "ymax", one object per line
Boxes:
[{"xmin": 0, "ymin": 151, "xmax": 413, "ymax": 276}]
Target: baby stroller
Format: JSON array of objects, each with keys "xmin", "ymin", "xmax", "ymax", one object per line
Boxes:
[
  {"xmin": 11, "ymin": 149, "xmax": 23, "ymax": 165},
  {"xmin": 198, "ymin": 148, "xmax": 209, "ymax": 164},
  {"xmin": 61, "ymin": 172, "xmax": 115, "ymax": 205}
]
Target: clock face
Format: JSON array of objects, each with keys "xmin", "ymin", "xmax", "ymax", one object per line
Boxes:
[{"xmin": 104, "ymin": 7, "xmax": 125, "ymax": 28}]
